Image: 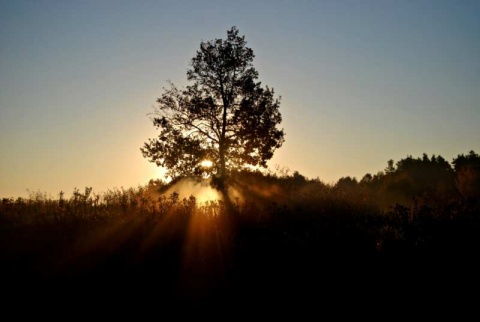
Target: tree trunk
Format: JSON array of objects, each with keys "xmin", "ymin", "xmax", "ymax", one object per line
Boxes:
[
  {"xmin": 219, "ymin": 81, "xmax": 228, "ymax": 192},
  {"xmin": 218, "ymin": 144, "xmax": 226, "ymax": 191}
]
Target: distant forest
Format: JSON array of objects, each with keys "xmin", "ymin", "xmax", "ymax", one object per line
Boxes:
[
  {"xmin": 330, "ymin": 149, "xmax": 480, "ymax": 208},
  {"xmin": 1, "ymin": 150, "xmax": 479, "ymax": 309}
]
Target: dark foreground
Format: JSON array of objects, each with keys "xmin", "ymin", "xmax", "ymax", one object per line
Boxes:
[{"xmin": 1, "ymin": 204, "xmax": 479, "ymax": 315}]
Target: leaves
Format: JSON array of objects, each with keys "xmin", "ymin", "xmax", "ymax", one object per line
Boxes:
[{"xmin": 142, "ymin": 26, "xmax": 285, "ymax": 183}]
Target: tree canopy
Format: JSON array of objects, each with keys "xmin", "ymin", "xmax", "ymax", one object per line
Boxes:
[{"xmin": 141, "ymin": 26, "xmax": 285, "ymax": 189}]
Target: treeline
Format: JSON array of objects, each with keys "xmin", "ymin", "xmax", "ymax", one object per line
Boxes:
[
  {"xmin": 2, "ymin": 150, "xmax": 478, "ymax": 220},
  {"xmin": 334, "ymin": 150, "xmax": 480, "ymax": 208}
]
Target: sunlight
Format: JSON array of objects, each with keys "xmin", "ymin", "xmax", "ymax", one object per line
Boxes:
[
  {"xmin": 163, "ymin": 177, "xmax": 221, "ymax": 204},
  {"xmin": 195, "ymin": 184, "xmax": 221, "ymax": 203},
  {"xmin": 201, "ymin": 160, "xmax": 213, "ymax": 168}
]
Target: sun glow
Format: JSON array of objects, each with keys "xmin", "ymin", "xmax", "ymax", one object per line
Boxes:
[
  {"xmin": 201, "ymin": 160, "xmax": 213, "ymax": 168},
  {"xmin": 163, "ymin": 177, "xmax": 221, "ymax": 204}
]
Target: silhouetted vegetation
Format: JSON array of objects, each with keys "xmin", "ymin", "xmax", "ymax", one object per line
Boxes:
[
  {"xmin": 141, "ymin": 26, "xmax": 285, "ymax": 192},
  {"xmin": 1, "ymin": 151, "xmax": 479, "ymax": 309}
]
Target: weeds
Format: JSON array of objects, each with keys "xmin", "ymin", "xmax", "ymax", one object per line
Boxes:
[{"xmin": 1, "ymin": 169, "xmax": 479, "ymax": 307}]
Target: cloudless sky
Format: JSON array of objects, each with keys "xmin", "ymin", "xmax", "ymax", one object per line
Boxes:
[{"xmin": 1, "ymin": 0, "xmax": 479, "ymax": 198}]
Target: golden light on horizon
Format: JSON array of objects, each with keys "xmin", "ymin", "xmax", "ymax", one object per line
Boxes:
[
  {"xmin": 196, "ymin": 187, "xmax": 221, "ymax": 203},
  {"xmin": 201, "ymin": 160, "xmax": 213, "ymax": 168}
]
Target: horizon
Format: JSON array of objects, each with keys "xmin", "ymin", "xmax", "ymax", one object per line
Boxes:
[
  {"xmin": 1, "ymin": 149, "xmax": 476, "ymax": 200},
  {"xmin": 1, "ymin": 0, "xmax": 479, "ymax": 198}
]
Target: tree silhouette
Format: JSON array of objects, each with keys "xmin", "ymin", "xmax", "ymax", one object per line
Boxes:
[
  {"xmin": 376, "ymin": 153, "xmax": 456, "ymax": 205},
  {"xmin": 453, "ymin": 150, "xmax": 480, "ymax": 198},
  {"xmin": 141, "ymin": 26, "xmax": 285, "ymax": 190}
]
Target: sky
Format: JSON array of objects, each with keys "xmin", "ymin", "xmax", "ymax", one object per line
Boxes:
[{"xmin": 1, "ymin": 0, "xmax": 479, "ymax": 198}]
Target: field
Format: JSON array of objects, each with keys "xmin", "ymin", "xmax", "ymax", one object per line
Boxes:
[{"xmin": 2, "ymin": 162, "xmax": 479, "ymax": 311}]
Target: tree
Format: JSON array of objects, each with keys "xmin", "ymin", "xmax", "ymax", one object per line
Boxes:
[
  {"xmin": 379, "ymin": 153, "xmax": 456, "ymax": 204},
  {"xmin": 385, "ymin": 159, "xmax": 396, "ymax": 174},
  {"xmin": 453, "ymin": 150, "xmax": 480, "ymax": 198},
  {"xmin": 141, "ymin": 26, "xmax": 285, "ymax": 190}
]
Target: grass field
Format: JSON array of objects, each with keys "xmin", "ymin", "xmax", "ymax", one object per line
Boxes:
[{"xmin": 2, "ymin": 166, "xmax": 479, "ymax": 312}]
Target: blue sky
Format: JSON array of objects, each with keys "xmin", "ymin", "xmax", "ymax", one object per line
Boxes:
[{"xmin": 1, "ymin": 0, "xmax": 479, "ymax": 197}]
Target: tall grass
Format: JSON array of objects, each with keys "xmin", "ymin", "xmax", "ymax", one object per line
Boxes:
[{"xmin": 1, "ymin": 170, "xmax": 479, "ymax": 308}]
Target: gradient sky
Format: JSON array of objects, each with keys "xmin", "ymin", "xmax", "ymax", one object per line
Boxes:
[{"xmin": 1, "ymin": 0, "xmax": 479, "ymax": 198}]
